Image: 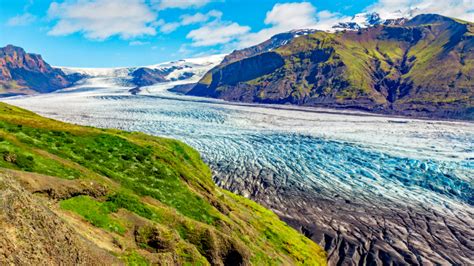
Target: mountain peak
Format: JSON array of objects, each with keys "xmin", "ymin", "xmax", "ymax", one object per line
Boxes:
[
  {"xmin": 0, "ymin": 45, "xmax": 79, "ymax": 94},
  {"xmin": 333, "ymin": 12, "xmax": 402, "ymax": 31},
  {"xmin": 190, "ymin": 13, "xmax": 474, "ymax": 120},
  {"xmin": 1, "ymin": 44, "xmax": 26, "ymax": 56},
  {"xmin": 3, "ymin": 44, "xmax": 23, "ymax": 50},
  {"xmin": 406, "ymin": 13, "xmax": 458, "ymax": 26}
]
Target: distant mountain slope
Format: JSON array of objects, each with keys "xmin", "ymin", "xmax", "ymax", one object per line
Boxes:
[
  {"xmin": 189, "ymin": 14, "xmax": 474, "ymax": 120},
  {"xmin": 0, "ymin": 45, "xmax": 81, "ymax": 95},
  {"xmin": 0, "ymin": 102, "xmax": 326, "ymax": 265},
  {"xmin": 60, "ymin": 54, "xmax": 225, "ymax": 88},
  {"xmin": 0, "ymin": 44, "xmax": 224, "ymax": 96}
]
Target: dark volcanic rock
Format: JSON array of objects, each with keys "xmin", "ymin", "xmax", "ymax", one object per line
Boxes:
[
  {"xmin": 130, "ymin": 66, "xmax": 195, "ymax": 87},
  {"xmin": 215, "ymin": 52, "xmax": 285, "ymax": 86},
  {"xmin": 131, "ymin": 67, "xmax": 168, "ymax": 87},
  {"xmin": 212, "ymin": 169, "xmax": 474, "ymax": 266},
  {"xmin": 189, "ymin": 51, "xmax": 285, "ymax": 98},
  {"xmin": 129, "ymin": 86, "xmax": 141, "ymax": 95},
  {"xmin": 169, "ymin": 83, "xmax": 196, "ymax": 94}
]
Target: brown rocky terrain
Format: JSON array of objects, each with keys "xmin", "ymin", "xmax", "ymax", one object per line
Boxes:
[
  {"xmin": 0, "ymin": 45, "xmax": 81, "ymax": 95},
  {"xmin": 0, "ymin": 170, "xmax": 120, "ymax": 265}
]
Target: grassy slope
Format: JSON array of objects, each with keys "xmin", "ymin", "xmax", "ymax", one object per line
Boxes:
[
  {"xmin": 0, "ymin": 102, "xmax": 326, "ymax": 265},
  {"xmin": 274, "ymin": 18, "xmax": 473, "ymax": 105},
  {"xmin": 196, "ymin": 15, "xmax": 473, "ymax": 117}
]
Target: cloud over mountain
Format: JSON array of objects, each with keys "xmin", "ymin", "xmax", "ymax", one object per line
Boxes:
[
  {"xmin": 187, "ymin": 20, "xmax": 250, "ymax": 46},
  {"xmin": 368, "ymin": 0, "xmax": 474, "ymax": 21}
]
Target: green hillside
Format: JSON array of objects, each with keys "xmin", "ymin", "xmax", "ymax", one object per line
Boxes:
[
  {"xmin": 0, "ymin": 102, "xmax": 326, "ymax": 265},
  {"xmin": 190, "ymin": 14, "xmax": 474, "ymax": 120}
]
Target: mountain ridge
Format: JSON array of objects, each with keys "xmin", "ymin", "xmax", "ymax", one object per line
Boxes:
[
  {"xmin": 0, "ymin": 45, "xmax": 82, "ymax": 95},
  {"xmin": 188, "ymin": 14, "xmax": 474, "ymax": 120},
  {"xmin": 0, "ymin": 44, "xmax": 225, "ymax": 94}
]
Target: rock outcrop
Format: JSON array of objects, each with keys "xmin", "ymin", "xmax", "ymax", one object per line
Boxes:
[
  {"xmin": 0, "ymin": 172, "xmax": 120, "ymax": 264},
  {"xmin": 0, "ymin": 45, "xmax": 81, "ymax": 95}
]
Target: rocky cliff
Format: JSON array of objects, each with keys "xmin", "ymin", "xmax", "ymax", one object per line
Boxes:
[
  {"xmin": 0, "ymin": 45, "xmax": 81, "ymax": 95},
  {"xmin": 189, "ymin": 14, "xmax": 474, "ymax": 120}
]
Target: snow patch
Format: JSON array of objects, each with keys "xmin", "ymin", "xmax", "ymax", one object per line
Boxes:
[{"xmin": 56, "ymin": 54, "xmax": 225, "ymax": 88}]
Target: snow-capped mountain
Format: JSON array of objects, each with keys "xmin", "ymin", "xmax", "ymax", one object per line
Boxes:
[
  {"xmin": 332, "ymin": 11, "xmax": 412, "ymax": 31},
  {"xmin": 222, "ymin": 12, "xmax": 414, "ymax": 65},
  {"xmin": 60, "ymin": 66, "xmax": 134, "ymax": 78},
  {"xmin": 142, "ymin": 54, "xmax": 225, "ymax": 80},
  {"xmin": 57, "ymin": 12, "xmax": 414, "ymax": 90},
  {"xmin": 267, "ymin": 29, "xmax": 319, "ymax": 49},
  {"xmin": 58, "ymin": 54, "xmax": 225, "ymax": 88},
  {"xmin": 220, "ymin": 29, "xmax": 318, "ymax": 65}
]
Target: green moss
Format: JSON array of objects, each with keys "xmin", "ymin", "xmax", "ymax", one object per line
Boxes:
[
  {"xmin": 199, "ymin": 72, "xmax": 213, "ymax": 85},
  {"xmin": 60, "ymin": 195, "xmax": 126, "ymax": 234},
  {"xmin": 224, "ymin": 191, "xmax": 326, "ymax": 265},
  {"xmin": 121, "ymin": 251, "xmax": 149, "ymax": 266},
  {"xmin": 106, "ymin": 192, "xmax": 158, "ymax": 221},
  {"xmin": 0, "ymin": 134, "xmax": 81, "ymax": 179},
  {"xmin": 0, "ymin": 120, "xmax": 219, "ymax": 225},
  {"xmin": 276, "ymin": 32, "xmax": 334, "ymax": 56},
  {"xmin": 175, "ymin": 242, "xmax": 210, "ymax": 265}
]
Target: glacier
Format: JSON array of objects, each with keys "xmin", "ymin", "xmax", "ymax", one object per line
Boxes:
[{"xmin": 3, "ymin": 58, "xmax": 473, "ymax": 264}]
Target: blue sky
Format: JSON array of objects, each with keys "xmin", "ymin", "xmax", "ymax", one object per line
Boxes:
[{"xmin": 0, "ymin": 0, "xmax": 472, "ymax": 67}]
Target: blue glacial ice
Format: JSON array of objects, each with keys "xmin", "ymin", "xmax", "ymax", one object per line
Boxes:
[{"xmin": 4, "ymin": 87, "xmax": 473, "ymax": 214}]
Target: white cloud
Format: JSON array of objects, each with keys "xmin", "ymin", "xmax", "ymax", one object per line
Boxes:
[
  {"xmin": 47, "ymin": 0, "xmax": 157, "ymax": 40},
  {"xmin": 183, "ymin": 2, "xmax": 349, "ymax": 49},
  {"xmin": 181, "ymin": 10, "xmax": 222, "ymax": 25},
  {"xmin": 156, "ymin": 0, "xmax": 212, "ymax": 9},
  {"xmin": 176, "ymin": 44, "xmax": 193, "ymax": 56},
  {"xmin": 129, "ymin": 40, "xmax": 150, "ymax": 46},
  {"xmin": 187, "ymin": 20, "xmax": 250, "ymax": 46},
  {"xmin": 7, "ymin": 13, "xmax": 37, "ymax": 26},
  {"xmin": 264, "ymin": 2, "xmax": 318, "ymax": 30},
  {"xmin": 160, "ymin": 22, "xmax": 181, "ymax": 33},
  {"xmin": 180, "ymin": 13, "xmax": 211, "ymax": 25},
  {"xmin": 368, "ymin": 0, "xmax": 474, "ymax": 21},
  {"xmin": 159, "ymin": 10, "xmax": 222, "ymax": 33},
  {"xmin": 239, "ymin": 2, "xmax": 348, "ymax": 47},
  {"xmin": 314, "ymin": 10, "xmax": 351, "ymax": 30}
]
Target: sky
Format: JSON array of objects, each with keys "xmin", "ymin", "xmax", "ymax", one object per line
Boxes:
[{"xmin": 0, "ymin": 0, "xmax": 473, "ymax": 67}]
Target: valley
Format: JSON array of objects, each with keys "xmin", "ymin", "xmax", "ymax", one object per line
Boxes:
[
  {"xmin": 1, "ymin": 8, "xmax": 473, "ymax": 264},
  {"xmin": 5, "ymin": 76, "xmax": 473, "ymax": 264}
]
